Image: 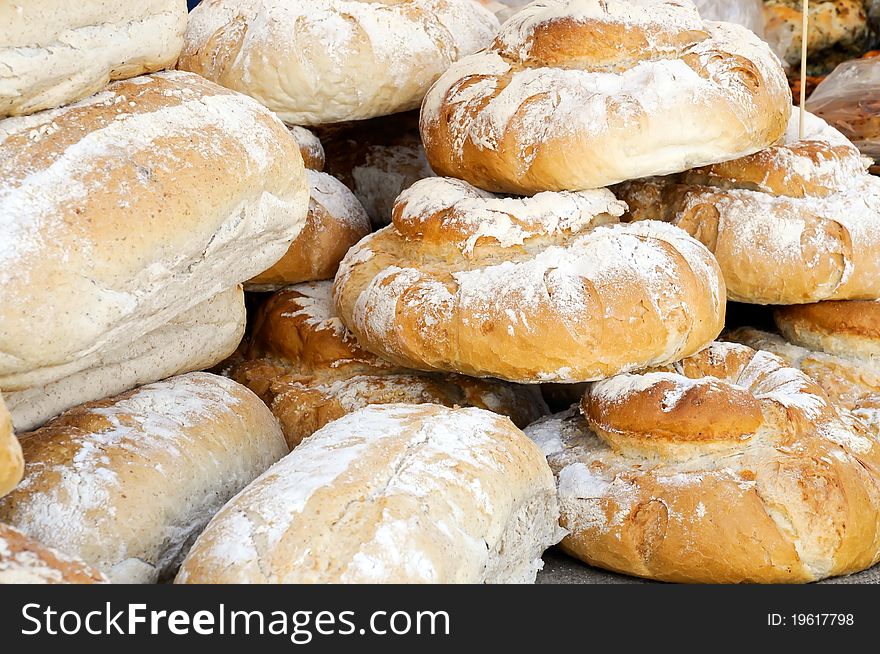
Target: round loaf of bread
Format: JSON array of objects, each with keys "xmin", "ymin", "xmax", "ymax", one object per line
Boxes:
[
  {"xmin": 333, "ymin": 177, "xmax": 725, "ymax": 383},
  {"xmin": 526, "ymin": 341, "xmax": 880, "ymax": 583},
  {"xmin": 289, "ymin": 126, "xmax": 325, "ymax": 171},
  {"xmin": 4, "ymin": 286, "xmax": 247, "ymax": 432},
  {"xmin": 0, "ymin": 523, "xmax": 107, "ymax": 584},
  {"xmin": 0, "ymin": 394, "xmax": 23, "ymax": 499},
  {"xmin": 763, "ymin": 0, "xmax": 868, "ymax": 67},
  {"xmin": 318, "ymin": 112, "xmax": 434, "ymax": 226},
  {"xmin": 0, "ymin": 71, "xmax": 309, "ymax": 392},
  {"xmin": 420, "ymin": 0, "xmax": 791, "ymax": 194},
  {"xmin": 775, "ymin": 300, "xmax": 880, "ymax": 361},
  {"xmin": 179, "ymin": 0, "xmax": 499, "ymax": 126},
  {"xmin": 231, "ymin": 281, "xmax": 547, "ymax": 446},
  {"xmin": 616, "ymin": 111, "xmax": 880, "ymax": 304},
  {"xmin": 177, "ymin": 403, "xmax": 563, "ymax": 583},
  {"xmin": 0, "ymin": 373, "xmax": 288, "ymax": 584},
  {"xmin": 727, "ymin": 326, "xmax": 880, "ymax": 436},
  {"xmin": 247, "ymin": 170, "xmax": 371, "ymax": 290},
  {"xmin": 0, "ymin": 1, "xmax": 188, "ymax": 118}
]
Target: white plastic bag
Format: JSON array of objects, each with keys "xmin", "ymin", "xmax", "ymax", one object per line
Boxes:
[
  {"xmin": 693, "ymin": 0, "xmax": 765, "ymax": 38},
  {"xmin": 806, "ymin": 57, "xmax": 880, "ymax": 158}
]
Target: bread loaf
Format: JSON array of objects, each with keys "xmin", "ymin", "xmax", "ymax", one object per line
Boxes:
[
  {"xmin": 176, "ymin": 403, "xmax": 563, "ymax": 583},
  {"xmin": 0, "ymin": 373, "xmax": 288, "ymax": 584},
  {"xmin": 231, "ymin": 281, "xmax": 548, "ymax": 447},
  {"xmin": 179, "ymin": 0, "xmax": 499, "ymax": 125},
  {"xmin": 616, "ymin": 111, "xmax": 880, "ymax": 304},
  {"xmin": 421, "ymin": 0, "xmax": 791, "ymax": 194},
  {"xmin": 0, "ymin": 71, "xmax": 309, "ymax": 393},
  {"xmin": 334, "ymin": 177, "xmax": 725, "ymax": 383},
  {"xmin": 0, "ymin": 394, "xmax": 23, "ymax": 499},
  {"xmin": 775, "ymin": 300, "xmax": 880, "ymax": 360},
  {"xmin": 0, "ymin": 523, "xmax": 107, "ymax": 584},
  {"xmin": 5, "ymin": 286, "xmax": 246, "ymax": 432},
  {"xmin": 0, "ymin": 0, "xmax": 188, "ymax": 117},
  {"xmin": 527, "ymin": 342, "xmax": 880, "ymax": 583}
]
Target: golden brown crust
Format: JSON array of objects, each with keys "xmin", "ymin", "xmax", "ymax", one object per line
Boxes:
[
  {"xmin": 0, "ymin": 394, "xmax": 23, "ymax": 498},
  {"xmin": 776, "ymin": 301, "xmax": 880, "ymax": 342},
  {"xmin": 763, "ymin": 0, "xmax": 868, "ymax": 66},
  {"xmin": 248, "ymin": 171, "xmax": 371, "ymax": 290},
  {"xmin": 527, "ymin": 341, "xmax": 880, "ymax": 583},
  {"xmin": 231, "ymin": 282, "xmax": 547, "ymax": 447},
  {"xmin": 0, "ymin": 523, "xmax": 107, "ymax": 584},
  {"xmin": 421, "ymin": 0, "xmax": 790, "ymax": 194}
]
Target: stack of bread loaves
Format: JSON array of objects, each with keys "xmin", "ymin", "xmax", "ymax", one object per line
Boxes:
[{"xmin": 5, "ymin": 0, "xmax": 880, "ymax": 586}]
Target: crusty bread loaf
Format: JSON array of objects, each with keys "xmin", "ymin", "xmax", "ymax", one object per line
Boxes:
[
  {"xmin": 0, "ymin": 71, "xmax": 309, "ymax": 393},
  {"xmin": 176, "ymin": 403, "xmax": 563, "ymax": 583},
  {"xmin": 616, "ymin": 111, "xmax": 880, "ymax": 305},
  {"xmin": 317, "ymin": 112, "xmax": 434, "ymax": 226},
  {"xmin": 5, "ymin": 286, "xmax": 246, "ymax": 432},
  {"xmin": 333, "ymin": 177, "xmax": 725, "ymax": 383},
  {"xmin": 230, "ymin": 281, "xmax": 547, "ymax": 447},
  {"xmin": 0, "ymin": 373, "xmax": 288, "ymax": 584},
  {"xmin": 727, "ymin": 326, "xmax": 880, "ymax": 436},
  {"xmin": 763, "ymin": 0, "xmax": 868, "ymax": 67},
  {"xmin": 421, "ymin": 0, "xmax": 791, "ymax": 194},
  {"xmin": 527, "ymin": 342, "xmax": 880, "ymax": 583},
  {"xmin": 179, "ymin": 0, "xmax": 499, "ymax": 125},
  {"xmin": 0, "ymin": 394, "xmax": 23, "ymax": 499},
  {"xmin": 0, "ymin": 523, "xmax": 107, "ymax": 584},
  {"xmin": 247, "ymin": 170, "xmax": 371, "ymax": 290},
  {"xmin": 775, "ymin": 300, "xmax": 880, "ymax": 360},
  {"xmin": 0, "ymin": 1, "xmax": 188, "ymax": 117},
  {"xmin": 288, "ymin": 126, "xmax": 325, "ymax": 171}
]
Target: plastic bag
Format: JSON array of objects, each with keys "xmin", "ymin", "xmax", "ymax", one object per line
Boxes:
[
  {"xmin": 693, "ymin": 0, "xmax": 764, "ymax": 38},
  {"xmin": 805, "ymin": 57, "xmax": 880, "ymax": 159}
]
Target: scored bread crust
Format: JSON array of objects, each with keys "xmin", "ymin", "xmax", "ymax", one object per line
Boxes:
[
  {"xmin": 0, "ymin": 0, "xmax": 188, "ymax": 117},
  {"xmin": 0, "ymin": 373, "xmax": 288, "ymax": 584},
  {"xmin": 0, "ymin": 395, "xmax": 23, "ymax": 499},
  {"xmin": 176, "ymin": 403, "xmax": 564, "ymax": 583},
  {"xmin": 179, "ymin": 0, "xmax": 499, "ymax": 125},
  {"xmin": 420, "ymin": 0, "xmax": 791, "ymax": 194},
  {"xmin": 727, "ymin": 326, "xmax": 880, "ymax": 437},
  {"xmin": 526, "ymin": 341, "xmax": 880, "ymax": 583},
  {"xmin": 775, "ymin": 300, "xmax": 880, "ymax": 360},
  {"xmin": 0, "ymin": 71, "xmax": 309, "ymax": 391},
  {"xmin": 247, "ymin": 170, "xmax": 371, "ymax": 290},
  {"xmin": 333, "ymin": 177, "xmax": 725, "ymax": 383},
  {"xmin": 5, "ymin": 286, "xmax": 247, "ymax": 432},
  {"xmin": 231, "ymin": 281, "xmax": 547, "ymax": 447},
  {"xmin": 0, "ymin": 523, "xmax": 108, "ymax": 584},
  {"xmin": 616, "ymin": 112, "xmax": 880, "ymax": 304}
]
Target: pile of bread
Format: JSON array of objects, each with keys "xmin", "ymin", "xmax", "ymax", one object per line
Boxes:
[{"xmin": 2, "ymin": 0, "xmax": 879, "ymax": 585}]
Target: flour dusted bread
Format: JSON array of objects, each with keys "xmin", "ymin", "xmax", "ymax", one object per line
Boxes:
[
  {"xmin": 0, "ymin": 1, "xmax": 188, "ymax": 117},
  {"xmin": 0, "ymin": 71, "xmax": 309, "ymax": 393},
  {"xmin": 248, "ymin": 170, "xmax": 371, "ymax": 290},
  {"xmin": 318, "ymin": 112, "xmax": 434, "ymax": 226},
  {"xmin": 420, "ymin": 0, "xmax": 791, "ymax": 194},
  {"xmin": 527, "ymin": 342, "xmax": 880, "ymax": 583},
  {"xmin": 333, "ymin": 177, "xmax": 725, "ymax": 383},
  {"xmin": 616, "ymin": 111, "xmax": 880, "ymax": 305},
  {"xmin": 179, "ymin": 0, "xmax": 499, "ymax": 126},
  {"xmin": 5, "ymin": 286, "xmax": 247, "ymax": 432},
  {"xmin": 0, "ymin": 523, "xmax": 107, "ymax": 584},
  {"xmin": 727, "ymin": 326, "xmax": 880, "ymax": 436},
  {"xmin": 0, "ymin": 373, "xmax": 288, "ymax": 584},
  {"xmin": 231, "ymin": 282, "xmax": 547, "ymax": 447},
  {"xmin": 0, "ymin": 394, "xmax": 23, "ymax": 499},
  {"xmin": 775, "ymin": 300, "xmax": 880, "ymax": 360},
  {"xmin": 177, "ymin": 403, "xmax": 563, "ymax": 583}
]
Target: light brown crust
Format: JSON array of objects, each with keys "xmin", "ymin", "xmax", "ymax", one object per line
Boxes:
[
  {"xmin": 0, "ymin": 394, "xmax": 23, "ymax": 498},
  {"xmin": 333, "ymin": 178, "xmax": 725, "ymax": 383},
  {"xmin": 231, "ymin": 282, "xmax": 547, "ymax": 447},
  {"xmin": 776, "ymin": 301, "xmax": 880, "ymax": 342},
  {"xmin": 527, "ymin": 341, "xmax": 880, "ymax": 583},
  {"xmin": 248, "ymin": 171, "xmax": 371, "ymax": 290},
  {"xmin": 0, "ymin": 523, "xmax": 107, "ymax": 584},
  {"xmin": 420, "ymin": 1, "xmax": 790, "ymax": 194},
  {"xmin": 763, "ymin": 0, "xmax": 868, "ymax": 66}
]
